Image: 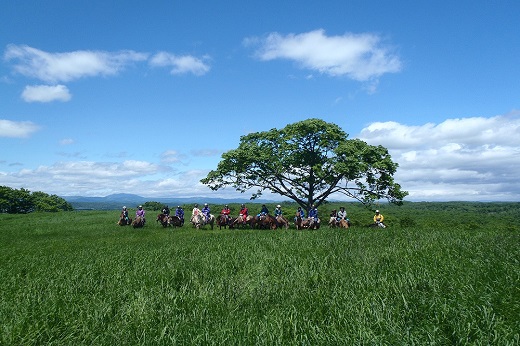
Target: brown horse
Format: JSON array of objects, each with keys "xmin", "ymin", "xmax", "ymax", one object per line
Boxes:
[
  {"xmin": 338, "ymin": 219, "xmax": 349, "ymax": 229},
  {"xmin": 294, "ymin": 212, "xmax": 303, "ymax": 230},
  {"xmin": 132, "ymin": 216, "xmax": 145, "ymax": 228},
  {"xmin": 169, "ymin": 215, "xmax": 183, "ymax": 228},
  {"xmin": 217, "ymin": 214, "xmax": 232, "ymax": 229},
  {"xmin": 276, "ymin": 215, "xmax": 289, "ymax": 229},
  {"xmin": 156, "ymin": 213, "xmax": 169, "ymax": 227},
  {"xmin": 117, "ymin": 212, "xmax": 132, "ymax": 226},
  {"xmin": 231, "ymin": 215, "xmax": 254, "ymax": 229},
  {"xmin": 255, "ymin": 214, "xmax": 277, "ymax": 229}
]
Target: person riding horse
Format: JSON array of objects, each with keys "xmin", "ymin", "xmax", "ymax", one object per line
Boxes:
[
  {"xmin": 239, "ymin": 204, "xmax": 248, "ymax": 225},
  {"xmin": 374, "ymin": 210, "xmax": 386, "ymax": 228},
  {"xmin": 121, "ymin": 206, "xmax": 129, "ymax": 222},
  {"xmin": 136, "ymin": 205, "xmax": 146, "ymax": 225},
  {"xmin": 202, "ymin": 203, "xmax": 211, "ymax": 223},
  {"xmin": 175, "ymin": 206, "xmax": 184, "ymax": 226},
  {"xmin": 221, "ymin": 205, "xmax": 231, "ymax": 223}
]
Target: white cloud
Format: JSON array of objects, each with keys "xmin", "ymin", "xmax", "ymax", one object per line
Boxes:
[
  {"xmin": 161, "ymin": 150, "xmax": 182, "ymax": 163},
  {"xmin": 22, "ymin": 84, "xmax": 71, "ymax": 102},
  {"xmin": 149, "ymin": 52, "xmax": 211, "ymax": 76},
  {"xmin": 358, "ymin": 111, "xmax": 520, "ymax": 201},
  {"xmin": 4, "ymin": 44, "xmax": 148, "ymax": 83},
  {"xmin": 59, "ymin": 138, "xmax": 74, "ymax": 145},
  {"xmin": 0, "ymin": 159, "xmax": 214, "ymax": 198},
  {"xmin": 247, "ymin": 29, "xmax": 401, "ymax": 81},
  {"xmin": 0, "ymin": 119, "xmax": 40, "ymax": 138}
]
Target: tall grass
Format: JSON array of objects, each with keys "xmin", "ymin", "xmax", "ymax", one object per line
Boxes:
[{"xmin": 0, "ymin": 207, "xmax": 518, "ymax": 345}]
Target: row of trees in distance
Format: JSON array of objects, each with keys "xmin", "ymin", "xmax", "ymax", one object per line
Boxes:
[{"xmin": 0, "ymin": 186, "xmax": 73, "ymax": 213}]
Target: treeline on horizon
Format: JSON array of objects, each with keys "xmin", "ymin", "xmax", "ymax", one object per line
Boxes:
[
  {"xmin": 0, "ymin": 186, "xmax": 73, "ymax": 213},
  {"xmin": 2, "ymin": 186, "xmax": 519, "ymax": 229}
]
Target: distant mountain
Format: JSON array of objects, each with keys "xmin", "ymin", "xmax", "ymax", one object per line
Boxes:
[{"xmin": 62, "ymin": 194, "xmax": 279, "ymax": 210}]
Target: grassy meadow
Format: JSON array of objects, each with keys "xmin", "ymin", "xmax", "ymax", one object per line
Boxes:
[{"xmin": 0, "ymin": 202, "xmax": 519, "ymax": 345}]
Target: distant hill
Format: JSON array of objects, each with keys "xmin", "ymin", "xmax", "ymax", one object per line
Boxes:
[{"xmin": 62, "ymin": 194, "xmax": 278, "ymax": 210}]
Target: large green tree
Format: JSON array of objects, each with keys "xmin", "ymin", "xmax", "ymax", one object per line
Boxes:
[{"xmin": 201, "ymin": 118, "xmax": 408, "ymax": 212}]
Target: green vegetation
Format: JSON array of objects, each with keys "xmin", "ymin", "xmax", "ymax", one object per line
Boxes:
[
  {"xmin": 0, "ymin": 186, "xmax": 73, "ymax": 213},
  {"xmin": 1, "ymin": 203, "xmax": 519, "ymax": 345}
]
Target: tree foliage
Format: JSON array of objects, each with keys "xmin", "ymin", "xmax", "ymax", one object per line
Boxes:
[
  {"xmin": 0, "ymin": 186, "xmax": 73, "ymax": 213},
  {"xmin": 201, "ymin": 118, "xmax": 408, "ymax": 211}
]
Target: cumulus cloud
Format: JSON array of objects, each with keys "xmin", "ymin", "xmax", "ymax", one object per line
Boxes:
[
  {"xmin": 22, "ymin": 84, "xmax": 71, "ymax": 102},
  {"xmin": 149, "ymin": 52, "xmax": 211, "ymax": 76},
  {"xmin": 0, "ymin": 119, "xmax": 40, "ymax": 138},
  {"xmin": 4, "ymin": 44, "xmax": 148, "ymax": 83},
  {"xmin": 358, "ymin": 112, "xmax": 520, "ymax": 201},
  {"xmin": 0, "ymin": 159, "xmax": 211, "ymax": 198},
  {"xmin": 246, "ymin": 29, "xmax": 401, "ymax": 82}
]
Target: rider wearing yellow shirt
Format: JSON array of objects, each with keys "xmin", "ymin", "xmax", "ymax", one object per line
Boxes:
[{"xmin": 374, "ymin": 210, "xmax": 386, "ymax": 228}]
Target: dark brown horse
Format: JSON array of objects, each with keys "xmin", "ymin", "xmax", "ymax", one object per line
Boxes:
[
  {"xmin": 169, "ymin": 215, "xmax": 183, "ymax": 228},
  {"xmin": 217, "ymin": 214, "xmax": 232, "ymax": 229},
  {"xmin": 117, "ymin": 212, "xmax": 132, "ymax": 226}
]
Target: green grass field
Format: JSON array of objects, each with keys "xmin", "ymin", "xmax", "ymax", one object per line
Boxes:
[{"xmin": 1, "ymin": 203, "xmax": 519, "ymax": 345}]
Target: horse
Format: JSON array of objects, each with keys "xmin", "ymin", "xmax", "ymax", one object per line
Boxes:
[
  {"xmin": 168, "ymin": 215, "xmax": 183, "ymax": 228},
  {"xmin": 231, "ymin": 215, "xmax": 254, "ymax": 229},
  {"xmin": 156, "ymin": 213, "xmax": 169, "ymax": 228},
  {"xmin": 276, "ymin": 215, "xmax": 289, "ymax": 229},
  {"xmin": 217, "ymin": 214, "xmax": 232, "ymax": 230},
  {"xmin": 117, "ymin": 212, "xmax": 132, "ymax": 226},
  {"xmin": 338, "ymin": 219, "xmax": 349, "ymax": 229},
  {"xmin": 294, "ymin": 212, "xmax": 304, "ymax": 230},
  {"xmin": 328, "ymin": 216, "xmax": 339, "ymax": 227},
  {"xmin": 255, "ymin": 214, "xmax": 277, "ymax": 230},
  {"xmin": 190, "ymin": 213, "xmax": 215, "ymax": 229},
  {"xmin": 132, "ymin": 216, "xmax": 145, "ymax": 228},
  {"xmin": 310, "ymin": 218, "xmax": 321, "ymax": 230}
]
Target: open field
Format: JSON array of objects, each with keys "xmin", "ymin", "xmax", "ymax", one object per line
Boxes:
[{"xmin": 1, "ymin": 203, "xmax": 519, "ymax": 345}]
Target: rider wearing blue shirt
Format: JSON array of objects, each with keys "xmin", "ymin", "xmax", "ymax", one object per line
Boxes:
[{"xmin": 308, "ymin": 205, "xmax": 318, "ymax": 220}]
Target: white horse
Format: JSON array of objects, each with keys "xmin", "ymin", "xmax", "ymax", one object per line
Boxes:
[{"xmin": 190, "ymin": 213, "xmax": 215, "ymax": 229}]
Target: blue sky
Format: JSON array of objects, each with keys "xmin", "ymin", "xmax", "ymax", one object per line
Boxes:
[{"xmin": 1, "ymin": 0, "xmax": 519, "ymax": 202}]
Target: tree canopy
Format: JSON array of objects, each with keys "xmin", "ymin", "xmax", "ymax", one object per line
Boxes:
[
  {"xmin": 0, "ymin": 186, "xmax": 73, "ymax": 213},
  {"xmin": 201, "ymin": 118, "xmax": 408, "ymax": 212}
]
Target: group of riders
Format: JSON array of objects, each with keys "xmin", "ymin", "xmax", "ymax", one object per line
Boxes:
[{"xmin": 119, "ymin": 203, "xmax": 387, "ymax": 229}]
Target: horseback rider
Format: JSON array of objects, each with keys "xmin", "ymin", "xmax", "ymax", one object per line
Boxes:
[
  {"xmin": 175, "ymin": 206, "xmax": 184, "ymax": 225},
  {"xmin": 136, "ymin": 205, "xmax": 146, "ymax": 224},
  {"xmin": 239, "ymin": 204, "xmax": 248, "ymax": 224},
  {"xmin": 308, "ymin": 205, "xmax": 318, "ymax": 221},
  {"xmin": 221, "ymin": 204, "xmax": 231, "ymax": 222},
  {"xmin": 202, "ymin": 203, "xmax": 211, "ymax": 223},
  {"xmin": 337, "ymin": 206, "xmax": 350, "ymax": 227},
  {"xmin": 258, "ymin": 204, "xmax": 269, "ymax": 217},
  {"xmin": 162, "ymin": 205, "xmax": 170, "ymax": 216},
  {"xmin": 274, "ymin": 205, "xmax": 283, "ymax": 218},
  {"xmin": 374, "ymin": 210, "xmax": 386, "ymax": 228},
  {"xmin": 121, "ymin": 206, "xmax": 129, "ymax": 222}
]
